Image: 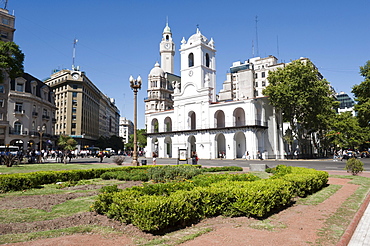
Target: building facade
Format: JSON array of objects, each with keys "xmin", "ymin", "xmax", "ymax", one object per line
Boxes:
[
  {"xmin": 336, "ymin": 92, "xmax": 355, "ymax": 115},
  {"xmin": 44, "ymin": 68, "xmax": 120, "ymax": 150},
  {"xmin": 6, "ymin": 73, "xmax": 56, "ymax": 150},
  {"xmin": 0, "ymin": 7, "xmax": 15, "ymax": 146},
  {"xmin": 145, "ymin": 25, "xmax": 284, "ymax": 160},
  {"xmin": 119, "ymin": 117, "xmax": 133, "ymax": 145}
]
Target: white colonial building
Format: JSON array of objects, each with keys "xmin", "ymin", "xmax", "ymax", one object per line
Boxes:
[{"xmin": 145, "ymin": 24, "xmax": 285, "ymax": 160}]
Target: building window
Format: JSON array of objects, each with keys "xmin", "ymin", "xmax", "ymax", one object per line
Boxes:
[
  {"xmin": 255, "ymin": 73, "xmax": 258, "ymax": 79},
  {"xmin": 72, "ymin": 92, "xmax": 77, "ymax": 97},
  {"xmin": 1, "ymin": 31, "xmax": 8, "ymax": 39},
  {"xmin": 0, "ymin": 85, "xmax": 3, "ymax": 93},
  {"xmin": 14, "ymin": 122, "xmax": 22, "ymax": 134},
  {"xmin": 262, "ymin": 81, "xmax": 266, "ymax": 87},
  {"xmin": 32, "ymin": 85, "xmax": 36, "ymax": 95},
  {"xmin": 188, "ymin": 53, "xmax": 194, "ymax": 67},
  {"xmin": 2, "ymin": 18, "xmax": 9, "ymax": 25},
  {"xmin": 72, "ymin": 123, "xmax": 76, "ymax": 128},
  {"xmin": 0, "ymin": 99, "xmax": 3, "ymax": 107},
  {"xmin": 15, "ymin": 102, "xmax": 23, "ymax": 113},
  {"xmin": 205, "ymin": 53, "xmax": 210, "ymax": 67},
  {"xmin": 72, "ymin": 115, "xmax": 76, "ymax": 120},
  {"xmin": 72, "ymin": 107, "xmax": 77, "ymax": 113},
  {"xmin": 16, "ymin": 83, "xmax": 24, "ymax": 92},
  {"xmin": 262, "ymin": 72, "xmax": 265, "ymax": 78},
  {"xmin": 0, "ymin": 113, "xmax": 3, "ymax": 120},
  {"xmin": 72, "ymin": 84, "xmax": 78, "ymax": 89},
  {"xmin": 255, "ymin": 81, "xmax": 258, "ymax": 87}
]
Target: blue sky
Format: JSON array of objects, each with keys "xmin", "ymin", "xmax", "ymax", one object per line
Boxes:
[{"xmin": 6, "ymin": 0, "xmax": 369, "ymax": 129}]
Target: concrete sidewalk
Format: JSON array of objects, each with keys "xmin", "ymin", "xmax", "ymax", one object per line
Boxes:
[{"xmin": 347, "ymin": 193, "xmax": 370, "ymax": 246}]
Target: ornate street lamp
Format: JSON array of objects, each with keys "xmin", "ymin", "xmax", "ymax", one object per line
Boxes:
[
  {"xmin": 129, "ymin": 75, "xmax": 142, "ymax": 166},
  {"xmin": 37, "ymin": 125, "xmax": 46, "ymax": 151}
]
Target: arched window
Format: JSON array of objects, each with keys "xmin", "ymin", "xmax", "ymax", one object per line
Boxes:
[
  {"xmin": 233, "ymin": 108, "xmax": 246, "ymax": 127},
  {"xmin": 205, "ymin": 53, "xmax": 210, "ymax": 67},
  {"xmin": 214, "ymin": 110, "xmax": 225, "ymax": 128},
  {"xmin": 152, "ymin": 119, "xmax": 159, "ymax": 133},
  {"xmin": 188, "ymin": 53, "xmax": 194, "ymax": 67},
  {"xmin": 166, "ymin": 35, "xmax": 169, "ymax": 41},
  {"xmin": 189, "ymin": 111, "xmax": 196, "ymax": 130},
  {"xmin": 164, "ymin": 117, "xmax": 172, "ymax": 132}
]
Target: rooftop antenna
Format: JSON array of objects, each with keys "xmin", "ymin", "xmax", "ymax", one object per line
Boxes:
[
  {"xmin": 3, "ymin": 0, "xmax": 8, "ymax": 9},
  {"xmin": 72, "ymin": 38, "xmax": 78, "ymax": 70},
  {"xmin": 255, "ymin": 16, "xmax": 259, "ymax": 57},
  {"xmin": 252, "ymin": 40, "xmax": 255, "ymax": 57}
]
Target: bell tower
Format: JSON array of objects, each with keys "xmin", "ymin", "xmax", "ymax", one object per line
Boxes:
[
  {"xmin": 160, "ymin": 22, "xmax": 175, "ymax": 74},
  {"xmin": 178, "ymin": 28, "xmax": 216, "ymax": 102}
]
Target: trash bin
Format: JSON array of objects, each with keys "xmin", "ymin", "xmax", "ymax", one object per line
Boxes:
[{"xmin": 141, "ymin": 160, "xmax": 147, "ymax": 165}]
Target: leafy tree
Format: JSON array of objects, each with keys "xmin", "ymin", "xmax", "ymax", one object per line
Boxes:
[
  {"xmin": 0, "ymin": 41, "xmax": 24, "ymax": 83},
  {"xmin": 57, "ymin": 135, "xmax": 77, "ymax": 151},
  {"xmin": 352, "ymin": 60, "xmax": 370, "ymax": 128},
  {"xmin": 263, "ymin": 59, "xmax": 338, "ymax": 155},
  {"xmin": 327, "ymin": 111, "xmax": 365, "ymax": 150},
  {"xmin": 126, "ymin": 129, "xmax": 147, "ymax": 150}
]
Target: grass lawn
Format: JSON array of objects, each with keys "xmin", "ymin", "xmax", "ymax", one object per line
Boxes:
[{"xmin": 0, "ymin": 162, "xmax": 118, "ymax": 174}]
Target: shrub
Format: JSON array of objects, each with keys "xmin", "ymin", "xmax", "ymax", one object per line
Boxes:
[
  {"xmin": 147, "ymin": 165, "xmax": 202, "ymax": 182},
  {"xmin": 201, "ymin": 166, "xmax": 243, "ymax": 172},
  {"xmin": 112, "ymin": 156, "xmax": 125, "ymax": 165},
  {"xmin": 345, "ymin": 158, "xmax": 364, "ymax": 175}
]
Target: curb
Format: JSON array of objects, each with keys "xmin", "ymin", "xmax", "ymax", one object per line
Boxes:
[{"xmin": 336, "ymin": 191, "xmax": 370, "ymax": 246}]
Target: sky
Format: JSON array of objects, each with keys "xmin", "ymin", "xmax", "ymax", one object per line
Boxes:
[{"xmin": 4, "ymin": 0, "xmax": 369, "ymax": 129}]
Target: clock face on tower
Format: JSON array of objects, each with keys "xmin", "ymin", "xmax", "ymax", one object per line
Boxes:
[
  {"xmin": 72, "ymin": 73, "xmax": 79, "ymax": 80},
  {"xmin": 164, "ymin": 43, "xmax": 171, "ymax": 50}
]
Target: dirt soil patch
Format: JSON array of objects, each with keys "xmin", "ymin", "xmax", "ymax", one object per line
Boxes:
[{"xmin": 1, "ymin": 172, "xmax": 369, "ymax": 246}]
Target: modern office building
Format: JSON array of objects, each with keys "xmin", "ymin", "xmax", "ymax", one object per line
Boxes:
[
  {"xmin": 336, "ymin": 91, "xmax": 355, "ymax": 114},
  {"xmin": 44, "ymin": 68, "xmax": 120, "ymax": 150},
  {"xmin": 145, "ymin": 24, "xmax": 284, "ymax": 160}
]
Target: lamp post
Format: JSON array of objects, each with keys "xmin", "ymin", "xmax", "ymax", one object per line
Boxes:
[
  {"xmin": 37, "ymin": 125, "xmax": 46, "ymax": 151},
  {"xmin": 129, "ymin": 75, "xmax": 142, "ymax": 166}
]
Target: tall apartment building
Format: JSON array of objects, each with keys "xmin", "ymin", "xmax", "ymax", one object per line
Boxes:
[
  {"xmin": 0, "ymin": 7, "xmax": 15, "ymax": 145},
  {"xmin": 0, "ymin": 7, "xmax": 15, "ymax": 42},
  {"xmin": 44, "ymin": 68, "xmax": 120, "ymax": 150},
  {"xmin": 119, "ymin": 117, "xmax": 133, "ymax": 145}
]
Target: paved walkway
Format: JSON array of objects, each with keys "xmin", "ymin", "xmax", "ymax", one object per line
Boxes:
[{"xmin": 348, "ymin": 196, "xmax": 370, "ymax": 245}]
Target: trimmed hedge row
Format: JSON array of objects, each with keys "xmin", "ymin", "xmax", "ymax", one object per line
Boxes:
[
  {"xmin": 269, "ymin": 165, "xmax": 329, "ymax": 197},
  {"xmin": 92, "ymin": 178, "xmax": 293, "ymax": 232},
  {"xmin": 92, "ymin": 165, "xmax": 328, "ymax": 232},
  {"xmin": 0, "ymin": 166, "xmax": 151, "ymax": 192}
]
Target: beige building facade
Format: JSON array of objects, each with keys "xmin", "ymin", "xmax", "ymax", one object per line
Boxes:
[
  {"xmin": 44, "ymin": 68, "xmax": 120, "ymax": 150},
  {"xmin": 6, "ymin": 73, "xmax": 56, "ymax": 150}
]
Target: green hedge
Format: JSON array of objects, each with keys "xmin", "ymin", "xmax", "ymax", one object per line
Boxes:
[
  {"xmin": 91, "ymin": 177, "xmax": 293, "ymax": 232},
  {"xmin": 91, "ymin": 165, "xmax": 328, "ymax": 232},
  {"xmin": 0, "ymin": 166, "xmax": 151, "ymax": 192}
]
